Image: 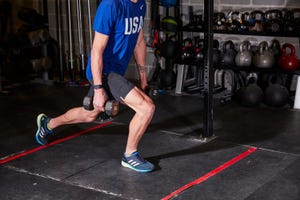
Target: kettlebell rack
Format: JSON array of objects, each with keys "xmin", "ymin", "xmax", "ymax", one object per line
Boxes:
[
  {"xmin": 148, "ymin": 0, "xmax": 214, "ymax": 139},
  {"xmin": 175, "ymin": 2, "xmax": 300, "ymax": 139},
  {"xmin": 175, "ymin": 32, "xmax": 300, "ymax": 103},
  {"xmin": 172, "ymin": 0, "xmax": 219, "ymax": 140}
]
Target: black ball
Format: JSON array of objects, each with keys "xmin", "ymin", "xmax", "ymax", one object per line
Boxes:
[
  {"xmin": 158, "ymin": 69, "xmax": 176, "ymax": 88},
  {"xmin": 264, "ymin": 85, "xmax": 289, "ymax": 107},
  {"xmin": 238, "ymin": 84, "xmax": 263, "ymax": 107}
]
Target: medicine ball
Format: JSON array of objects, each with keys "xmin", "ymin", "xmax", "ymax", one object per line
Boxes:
[
  {"xmin": 161, "ymin": 16, "xmax": 178, "ymax": 33},
  {"xmin": 158, "ymin": 68, "xmax": 176, "ymax": 88},
  {"xmin": 160, "ymin": 0, "xmax": 177, "ymax": 8}
]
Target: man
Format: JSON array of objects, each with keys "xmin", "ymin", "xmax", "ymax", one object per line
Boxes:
[{"xmin": 35, "ymin": 0, "xmax": 155, "ymax": 173}]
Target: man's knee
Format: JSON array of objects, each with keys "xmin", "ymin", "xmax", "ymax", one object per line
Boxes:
[
  {"xmin": 81, "ymin": 108, "xmax": 99, "ymax": 122},
  {"xmin": 141, "ymin": 99, "xmax": 155, "ymax": 117}
]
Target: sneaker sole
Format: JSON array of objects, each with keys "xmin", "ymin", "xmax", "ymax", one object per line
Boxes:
[
  {"xmin": 35, "ymin": 114, "xmax": 46, "ymax": 145},
  {"xmin": 121, "ymin": 161, "xmax": 153, "ymax": 173}
]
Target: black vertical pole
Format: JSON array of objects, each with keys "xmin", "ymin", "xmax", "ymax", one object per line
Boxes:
[
  {"xmin": 67, "ymin": 0, "xmax": 75, "ymax": 83},
  {"xmin": 43, "ymin": 0, "xmax": 49, "ymax": 27},
  {"xmin": 202, "ymin": 0, "xmax": 214, "ymax": 139},
  {"xmin": 76, "ymin": 0, "xmax": 86, "ymax": 80},
  {"xmin": 55, "ymin": 0, "xmax": 64, "ymax": 82},
  {"xmin": 87, "ymin": 0, "xmax": 93, "ymax": 49}
]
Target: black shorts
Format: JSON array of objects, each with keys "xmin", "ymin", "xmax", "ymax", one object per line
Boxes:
[{"xmin": 87, "ymin": 72, "xmax": 135, "ymax": 102}]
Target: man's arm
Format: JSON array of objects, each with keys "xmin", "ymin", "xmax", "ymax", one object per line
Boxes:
[
  {"xmin": 91, "ymin": 32, "xmax": 109, "ymax": 111},
  {"xmin": 133, "ymin": 29, "xmax": 148, "ymax": 91}
]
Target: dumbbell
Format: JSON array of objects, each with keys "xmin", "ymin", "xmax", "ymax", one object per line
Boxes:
[
  {"xmin": 145, "ymin": 87, "xmax": 159, "ymax": 99},
  {"xmin": 82, "ymin": 96, "xmax": 119, "ymax": 117}
]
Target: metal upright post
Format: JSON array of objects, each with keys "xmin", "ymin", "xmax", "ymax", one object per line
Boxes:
[
  {"xmin": 43, "ymin": 0, "xmax": 49, "ymax": 27},
  {"xmin": 76, "ymin": 0, "xmax": 86, "ymax": 80},
  {"xmin": 55, "ymin": 0, "xmax": 64, "ymax": 82},
  {"xmin": 67, "ymin": 0, "xmax": 75, "ymax": 83},
  {"xmin": 87, "ymin": 0, "xmax": 93, "ymax": 49},
  {"xmin": 202, "ymin": 0, "xmax": 214, "ymax": 139}
]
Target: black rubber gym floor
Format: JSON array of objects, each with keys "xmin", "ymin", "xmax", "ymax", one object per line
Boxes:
[{"xmin": 0, "ymin": 83, "xmax": 299, "ymax": 200}]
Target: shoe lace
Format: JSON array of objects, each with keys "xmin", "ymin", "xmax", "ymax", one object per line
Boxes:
[{"xmin": 134, "ymin": 152, "xmax": 146, "ymax": 164}]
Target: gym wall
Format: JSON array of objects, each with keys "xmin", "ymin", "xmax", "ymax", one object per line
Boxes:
[
  {"xmin": 8, "ymin": 0, "xmax": 41, "ymax": 33},
  {"xmin": 17, "ymin": 0, "xmax": 300, "ymax": 82}
]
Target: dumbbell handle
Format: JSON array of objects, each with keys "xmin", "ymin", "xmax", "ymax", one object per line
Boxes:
[{"xmin": 83, "ymin": 96, "xmax": 119, "ymax": 116}]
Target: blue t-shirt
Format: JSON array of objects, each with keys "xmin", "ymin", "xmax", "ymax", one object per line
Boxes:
[{"xmin": 86, "ymin": 0, "xmax": 146, "ymax": 80}]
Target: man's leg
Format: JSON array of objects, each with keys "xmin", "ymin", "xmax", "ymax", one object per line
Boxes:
[
  {"xmin": 122, "ymin": 87, "xmax": 155, "ymax": 155},
  {"xmin": 120, "ymin": 86, "xmax": 155, "ymax": 172},
  {"xmin": 36, "ymin": 107, "xmax": 100, "ymax": 145},
  {"xmin": 48, "ymin": 107, "xmax": 100, "ymax": 129}
]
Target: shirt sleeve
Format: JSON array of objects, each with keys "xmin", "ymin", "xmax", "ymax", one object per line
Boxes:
[{"xmin": 93, "ymin": 1, "xmax": 117, "ymax": 35}]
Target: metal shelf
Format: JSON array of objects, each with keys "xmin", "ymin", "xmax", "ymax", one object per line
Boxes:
[{"xmin": 181, "ymin": 25, "xmax": 300, "ymax": 38}]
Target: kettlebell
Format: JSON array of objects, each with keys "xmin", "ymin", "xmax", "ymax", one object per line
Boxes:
[
  {"xmin": 213, "ymin": 40, "xmax": 221, "ymax": 66},
  {"xmin": 181, "ymin": 38, "xmax": 194, "ymax": 63},
  {"xmin": 221, "ymin": 40, "xmax": 237, "ymax": 67},
  {"xmin": 252, "ymin": 41, "xmax": 275, "ymax": 69},
  {"xmin": 283, "ymin": 9, "xmax": 294, "ymax": 32},
  {"xmin": 265, "ymin": 9, "xmax": 283, "ymax": 33},
  {"xmin": 227, "ymin": 11, "xmax": 242, "ymax": 31},
  {"xmin": 264, "ymin": 74, "xmax": 289, "ymax": 107},
  {"xmin": 270, "ymin": 39, "xmax": 281, "ymax": 64},
  {"xmin": 278, "ymin": 43, "xmax": 299, "ymax": 71},
  {"xmin": 194, "ymin": 37, "xmax": 204, "ymax": 64},
  {"xmin": 249, "ymin": 10, "xmax": 265, "ymax": 32},
  {"xmin": 214, "ymin": 12, "xmax": 227, "ymax": 30},
  {"xmin": 160, "ymin": 35, "xmax": 180, "ymax": 59},
  {"xmin": 240, "ymin": 11, "xmax": 251, "ymax": 31},
  {"xmin": 235, "ymin": 40, "xmax": 252, "ymax": 68},
  {"xmin": 237, "ymin": 73, "xmax": 263, "ymax": 107},
  {"xmin": 292, "ymin": 8, "xmax": 300, "ymax": 32}
]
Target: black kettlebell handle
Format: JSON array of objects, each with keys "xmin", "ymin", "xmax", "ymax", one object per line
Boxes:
[
  {"xmin": 246, "ymin": 72, "xmax": 259, "ymax": 85},
  {"xmin": 213, "ymin": 39, "xmax": 220, "ymax": 49},
  {"xmin": 270, "ymin": 39, "xmax": 281, "ymax": 50},
  {"xmin": 223, "ymin": 40, "xmax": 235, "ymax": 52},
  {"xmin": 267, "ymin": 74, "xmax": 285, "ymax": 86}
]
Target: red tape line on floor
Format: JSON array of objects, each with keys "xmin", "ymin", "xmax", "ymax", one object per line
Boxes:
[
  {"xmin": 161, "ymin": 147, "xmax": 257, "ymax": 200},
  {"xmin": 0, "ymin": 122, "xmax": 112, "ymax": 165}
]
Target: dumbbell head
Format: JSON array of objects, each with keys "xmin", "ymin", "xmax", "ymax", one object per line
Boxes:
[
  {"xmin": 105, "ymin": 100, "xmax": 119, "ymax": 117},
  {"xmin": 83, "ymin": 96, "xmax": 93, "ymax": 110}
]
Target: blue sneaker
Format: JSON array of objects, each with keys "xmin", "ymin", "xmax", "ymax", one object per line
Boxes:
[
  {"xmin": 121, "ymin": 151, "xmax": 154, "ymax": 172},
  {"xmin": 35, "ymin": 113, "xmax": 52, "ymax": 145}
]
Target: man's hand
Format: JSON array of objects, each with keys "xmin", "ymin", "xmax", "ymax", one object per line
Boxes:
[
  {"xmin": 93, "ymin": 89, "xmax": 107, "ymax": 112},
  {"xmin": 140, "ymin": 79, "xmax": 148, "ymax": 92}
]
